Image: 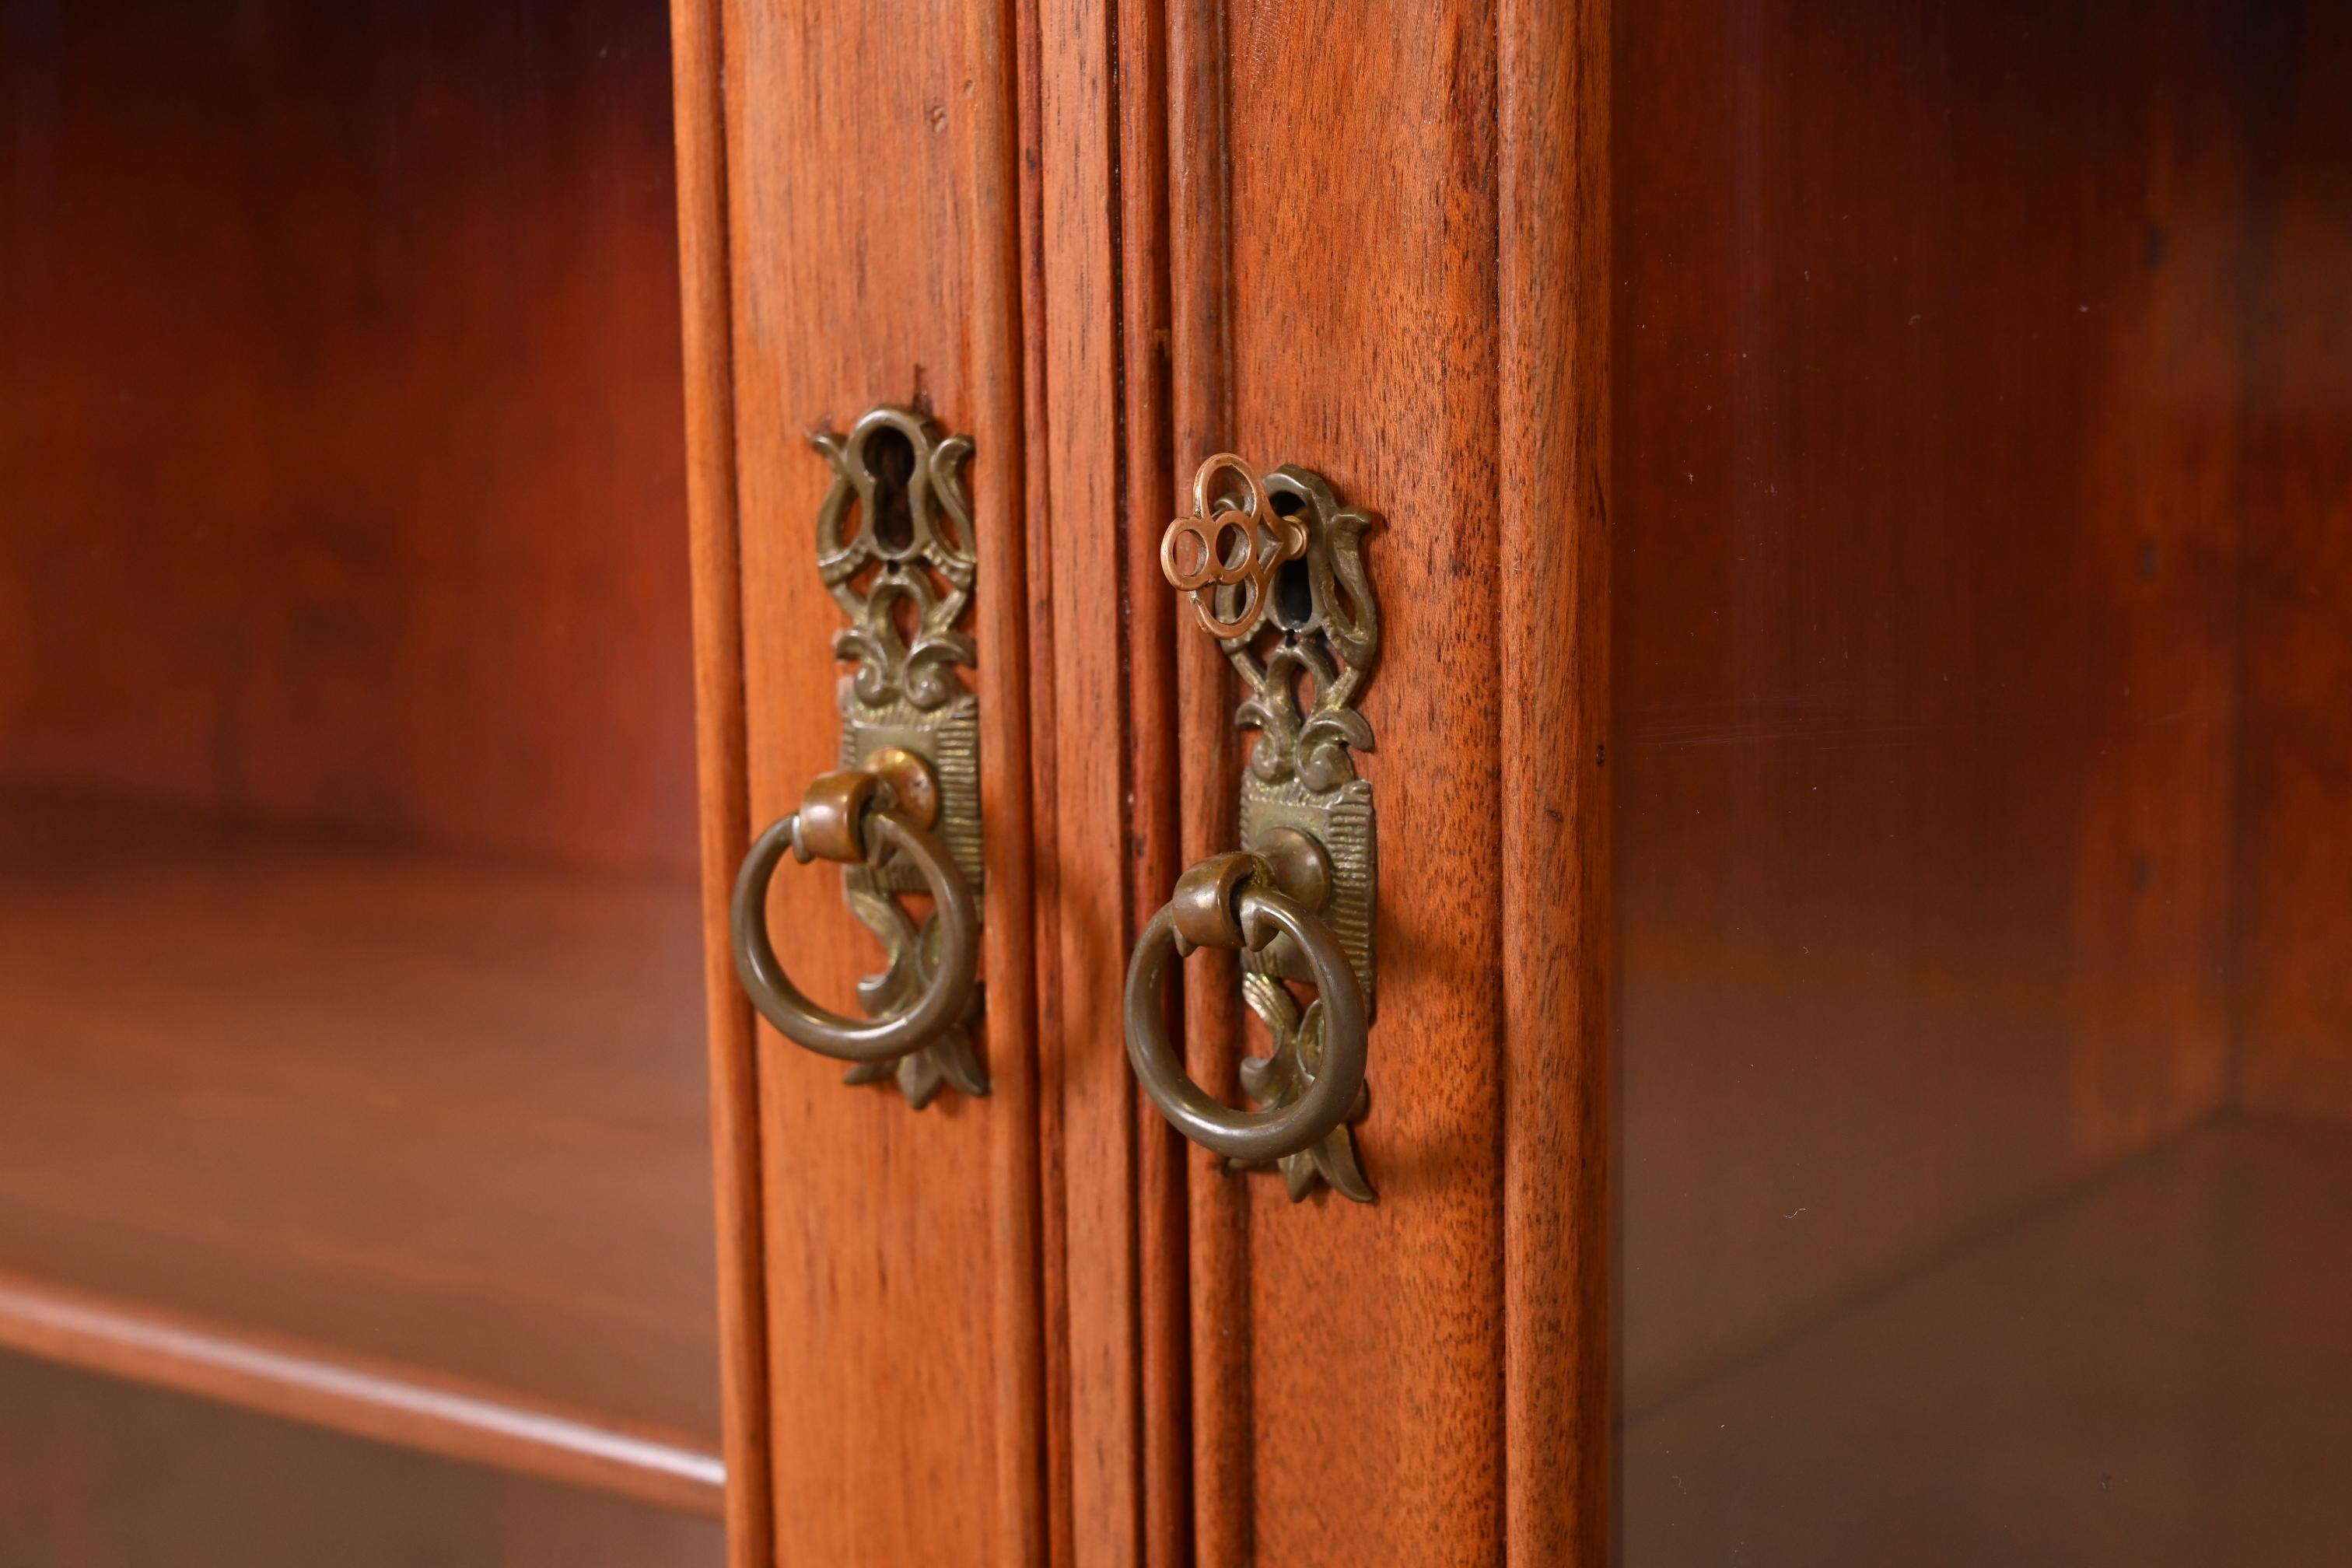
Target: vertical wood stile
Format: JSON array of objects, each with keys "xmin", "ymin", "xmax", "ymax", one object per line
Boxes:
[
  {"xmin": 972, "ymin": 0, "xmax": 1051, "ymax": 1563},
  {"xmin": 1164, "ymin": 0, "xmax": 1252, "ymax": 1558},
  {"xmin": 1025, "ymin": 0, "xmax": 1177, "ymax": 1559},
  {"xmin": 1112, "ymin": 0, "xmax": 1195, "ymax": 1563},
  {"xmin": 666, "ymin": 1, "xmax": 773, "ymax": 1559},
  {"xmin": 1175, "ymin": 2, "xmax": 1517, "ymax": 1562},
  {"xmin": 709, "ymin": 0, "xmax": 1045, "ymax": 1556},
  {"xmin": 1498, "ymin": 0, "xmax": 1613, "ymax": 1563}
]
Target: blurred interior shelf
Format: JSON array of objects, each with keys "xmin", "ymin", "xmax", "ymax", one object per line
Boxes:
[
  {"xmin": 0, "ymin": 795, "xmax": 723, "ymax": 1515},
  {"xmin": 1622, "ymin": 1115, "xmax": 2352, "ymax": 1565}
]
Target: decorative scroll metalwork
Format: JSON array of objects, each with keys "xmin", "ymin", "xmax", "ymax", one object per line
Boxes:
[
  {"xmin": 813, "ymin": 405, "xmax": 986, "ymax": 1107},
  {"xmin": 1239, "ymin": 973, "xmax": 1376, "ymax": 1202},
  {"xmin": 1166, "ymin": 455, "xmax": 1380, "ymax": 1200}
]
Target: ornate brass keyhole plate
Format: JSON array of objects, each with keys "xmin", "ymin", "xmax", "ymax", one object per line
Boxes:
[
  {"xmin": 1153, "ymin": 453, "xmax": 1380, "ymax": 1202},
  {"xmin": 727, "ymin": 404, "xmax": 989, "ymax": 1108}
]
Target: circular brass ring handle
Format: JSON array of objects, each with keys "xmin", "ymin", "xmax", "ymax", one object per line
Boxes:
[
  {"xmin": 730, "ymin": 766, "xmax": 978, "ymax": 1064},
  {"xmin": 1124, "ymin": 854, "xmax": 1367, "ymax": 1164}
]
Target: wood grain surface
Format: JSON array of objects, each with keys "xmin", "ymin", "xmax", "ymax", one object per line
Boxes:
[
  {"xmin": 0, "ymin": 799, "xmax": 719, "ymax": 1504},
  {"xmin": 0, "ymin": 0, "xmax": 696, "ymax": 878},
  {"xmin": 1167, "ymin": 3, "xmax": 1527, "ymax": 1562},
  {"xmin": 703, "ymin": 0, "xmax": 1044, "ymax": 1559},
  {"xmin": 0, "ymin": 1350, "xmax": 725, "ymax": 1568},
  {"xmin": 2230, "ymin": 0, "xmax": 2352, "ymax": 1123},
  {"xmin": 1164, "ymin": 4, "xmax": 1253, "ymax": 1561},
  {"xmin": 1499, "ymin": 0, "xmax": 1613, "ymax": 1561},
  {"xmin": 1021, "ymin": 0, "xmax": 1192, "ymax": 1560},
  {"xmin": 1621, "ymin": 1117, "xmax": 2352, "ymax": 1564},
  {"xmin": 668, "ymin": 0, "xmax": 775, "ymax": 1556},
  {"xmin": 0, "ymin": 799, "xmax": 719, "ymax": 1495},
  {"xmin": 0, "ymin": 1273, "xmax": 722, "ymax": 1515},
  {"xmin": 1113, "ymin": 4, "xmax": 1195, "ymax": 1561},
  {"xmin": 1027, "ymin": 0, "xmax": 1143, "ymax": 1558}
]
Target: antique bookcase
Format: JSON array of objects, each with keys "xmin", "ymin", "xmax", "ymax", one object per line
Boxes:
[{"xmin": 5, "ymin": 0, "xmax": 2349, "ymax": 1564}]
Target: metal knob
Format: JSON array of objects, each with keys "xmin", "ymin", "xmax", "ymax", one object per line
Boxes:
[
  {"xmin": 730, "ymin": 750, "xmax": 978, "ymax": 1064},
  {"xmin": 1124, "ymin": 847, "xmax": 1368, "ymax": 1164}
]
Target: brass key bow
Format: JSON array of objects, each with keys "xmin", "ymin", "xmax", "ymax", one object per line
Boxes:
[{"xmin": 1159, "ymin": 453, "xmax": 1308, "ymax": 640}]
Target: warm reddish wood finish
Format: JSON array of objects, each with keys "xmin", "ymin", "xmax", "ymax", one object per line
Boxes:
[
  {"xmin": 668, "ymin": 0, "xmax": 775, "ymax": 1557},
  {"xmin": 1020, "ymin": 0, "xmax": 1192, "ymax": 1562},
  {"xmin": 0, "ymin": 1352, "xmax": 724, "ymax": 1566},
  {"xmin": 696, "ymin": 0, "xmax": 1043, "ymax": 1559},
  {"xmin": 1622, "ymin": 1118, "xmax": 2352, "ymax": 1563},
  {"xmin": 0, "ymin": 0, "xmax": 697, "ymax": 879},
  {"xmin": 1614, "ymin": 0, "xmax": 2250, "ymax": 1412},
  {"xmin": 1163, "ymin": 6, "xmax": 1255, "ymax": 1562},
  {"xmin": 2231, "ymin": 2, "xmax": 2352, "ymax": 1123},
  {"xmin": 0, "ymin": 1274, "xmax": 721, "ymax": 1515},
  {"xmin": 1028, "ymin": 0, "xmax": 1143, "ymax": 1559},
  {"xmin": 1114, "ymin": 4, "xmax": 1195, "ymax": 1559},
  {"xmin": 0, "ymin": 800, "xmax": 719, "ymax": 1500},
  {"xmin": 1161, "ymin": 2, "xmax": 1591, "ymax": 1559},
  {"xmin": 1498, "ymin": 0, "xmax": 1612, "ymax": 1560}
]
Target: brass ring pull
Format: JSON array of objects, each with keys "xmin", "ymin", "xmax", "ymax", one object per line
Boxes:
[
  {"xmin": 1125, "ymin": 851, "xmax": 1368, "ymax": 1164},
  {"xmin": 730, "ymin": 754, "xmax": 979, "ymax": 1064}
]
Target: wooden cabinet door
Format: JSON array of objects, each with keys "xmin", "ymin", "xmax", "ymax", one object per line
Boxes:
[
  {"xmin": 674, "ymin": 1, "xmax": 1611, "ymax": 1563},
  {"xmin": 1062, "ymin": 2, "xmax": 1618, "ymax": 1568},
  {"xmin": 671, "ymin": 2, "xmax": 1040, "ymax": 1563}
]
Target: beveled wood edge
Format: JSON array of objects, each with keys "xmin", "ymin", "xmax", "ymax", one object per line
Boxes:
[
  {"xmin": 969, "ymin": 0, "xmax": 1052, "ymax": 1563},
  {"xmin": 689, "ymin": 0, "xmax": 1048, "ymax": 1559},
  {"xmin": 1497, "ymin": 0, "xmax": 1613, "ymax": 1562},
  {"xmin": 1114, "ymin": 2, "xmax": 1194, "ymax": 1564},
  {"xmin": 1020, "ymin": 0, "xmax": 1192, "ymax": 1556},
  {"xmin": 1025, "ymin": 0, "xmax": 1143, "ymax": 1551},
  {"xmin": 668, "ymin": 0, "xmax": 776, "ymax": 1559},
  {"xmin": 0, "ymin": 1270, "xmax": 726, "ymax": 1517},
  {"xmin": 1166, "ymin": 0, "xmax": 1250, "ymax": 1559}
]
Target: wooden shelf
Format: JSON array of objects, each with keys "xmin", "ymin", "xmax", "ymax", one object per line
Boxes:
[
  {"xmin": 1623, "ymin": 1116, "xmax": 2352, "ymax": 1564},
  {"xmin": 0, "ymin": 797, "xmax": 723, "ymax": 1513},
  {"xmin": 0, "ymin": 1349, "xmax": 725, "ymax": 1566}
]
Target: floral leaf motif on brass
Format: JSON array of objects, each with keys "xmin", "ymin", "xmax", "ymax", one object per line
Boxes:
[
  {"xmin": 811, "ymin": 405, "xmax": 987, "ymax": 1107},
  {"xmin": 1162, "ymin": 455, "xmax": 1380, "ymax": 1199},
  {"xmin": 1237, "ymin": 973, "xmax": 1374, "ymax": 1202}
]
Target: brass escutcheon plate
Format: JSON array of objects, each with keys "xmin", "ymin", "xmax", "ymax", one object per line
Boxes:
[
  {"xmin": 1164, "ymin": 456, "xmax": 1380, "ymax": 1201},
  {"xmin": 811, "ymin": 405, "xmax": 987, "ymax": 1108}
]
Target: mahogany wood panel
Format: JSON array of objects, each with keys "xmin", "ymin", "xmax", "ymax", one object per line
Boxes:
[
  {"xmin": 669, "ymin": 0, "xmax": 775, "ymax": 1558},
  {"xmin": 0, "ymin": 1351, "xmax": 724, "ymax": 1567},
  {"xmin": 0, "ymin": 0, "xmax": 697, "ymax": 878},
  {"xmin": 1113, "ymin": 4, "xmax": 1195, "ymax": 1562},
  {"xmin": 704, "ymin": 0, "xmax": 1043, "ymax": 1560},
  {"xmin": 2231, "ymin": 1, "xmax": 2352, "ymax": 1123},
  {"xmin": 1028, "ymin": 0, "xmax": 1141, "ymax": 1559},
  {"xmin": 0, "ymin": 799, "xmax": 719, "ymax": 1496},
  {"xmin": 1615, "ymin": 0, "xmax": 2252, "ymax": 1414},
  {"xmin": 1022, "ymin": 0, "xmax": 1192, "ymax": 1560},
  {"xmin": 1498, "ymin": 0, "xmax": 1612, "ymax": 1561},
  {"xmin": 1164, "ymin": 5, "xmax": 1253, "ymax": 1563},
  {"xmin": 1622, "ymin": 1117, "xmax": 2352, "ymax": 1563},
  {"xmin": 1169, "ymin": 2, "xmax": 1535, "ymax": 1561}
]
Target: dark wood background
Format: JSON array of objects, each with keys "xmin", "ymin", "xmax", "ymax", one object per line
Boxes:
[
  {"xmin": 1614, "ymin": 0, "xmax": 2352, "ymax": 1557},
  {"xmin": 0, "ymin": 1352, "xmax": 721, "ymax": 1568},
  {"xmin": 0, "ymin": 0, "xmax": 697, "ymax": 878},
  {"xmin": 0, "ymin": 0, "xmax": 724, "ymax": 1547}
]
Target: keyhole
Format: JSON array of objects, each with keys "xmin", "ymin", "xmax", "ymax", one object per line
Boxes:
[
  {"xmin": 865, "ymin": 425, "xmax": 919, "ymax": 555},
  {"xmin": 1268, "ymin": 489, "xmax": 1314, "ymax": 629}
]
